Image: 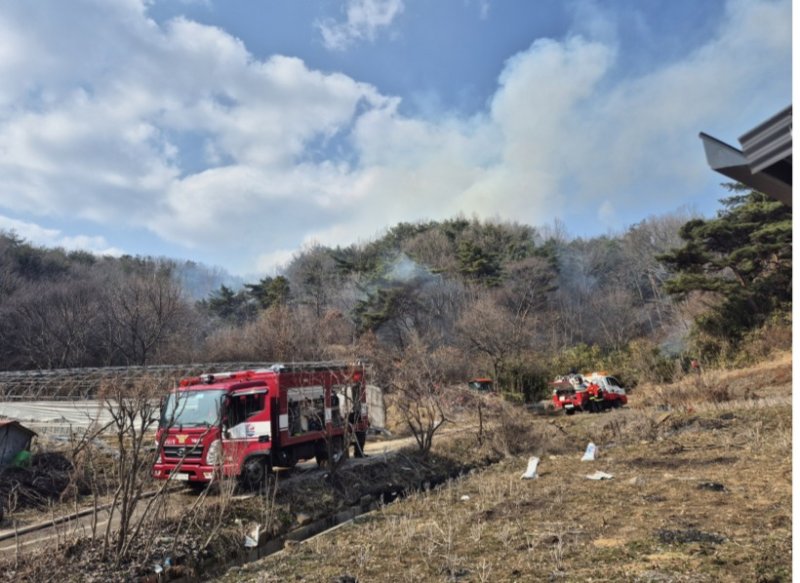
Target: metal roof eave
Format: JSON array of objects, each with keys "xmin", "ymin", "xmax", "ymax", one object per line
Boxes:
[{"xmin": 699, "ymin": 132, "xmax": 792, "ymax": 207}]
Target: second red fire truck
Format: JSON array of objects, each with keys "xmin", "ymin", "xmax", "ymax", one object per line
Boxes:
[
  {"xmin": 551, "ymin": 372, "xmax": 627, "ymax": 414},
  {"xmin": 152, "ymin": 362, "xmax": 369, "ymax": 487}
]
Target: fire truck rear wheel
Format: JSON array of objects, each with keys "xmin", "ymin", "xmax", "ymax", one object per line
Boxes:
[
  {"xmin": 354, "ymin": 431, "xmax": 367, "ymax": 457},
  {"xmin": 334, "ymin": 436, "xmax": 348, "ymax": 461},
  {"xmin": 315, "ymin": 437, "xmax": 346, "ymax": 467}
]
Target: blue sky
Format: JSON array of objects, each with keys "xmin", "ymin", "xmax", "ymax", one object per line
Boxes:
[{"xmin": 0, "ymin": 0, "xmax": 792, "ymax": 277}]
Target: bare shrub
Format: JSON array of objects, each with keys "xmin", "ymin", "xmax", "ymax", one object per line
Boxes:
[
  {"xmin": 482, "ymin": 399, "xmax": 541, "ymax": 457},
  {"xmin": 619, "ymin": 339, "xmax": 678, "ymax": 385},
  {"xmin": 384, "ymin": 334, "xmax": 454, "ymax": 455},
  {"xmin": 706, "ymin": 383, "xmax": 732, "ymax": 403},
  {"xmin": 732, "ymin": 318, "xmax": 792, "ymax": 366},
  {"xmin": 98, "ymin": 373, "xmax": 172, "ymax": 565},
  {"xmin": 599, "ymin": 414, "xmax": 659, "ymax": 444},
  {"xmin": 203, "ymin": 325, "xmax": 248, "ymax": 361}
]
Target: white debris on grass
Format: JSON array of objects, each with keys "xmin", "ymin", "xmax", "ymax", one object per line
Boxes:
[
  {"xmin": 244, "ymin": 523, "xmax": 260, "ymax": 548},
  {"xmin": 521, "ymin": 456, "xmax": 540, "ymax": 480},
  {"xmin": 586, "ymin": 471, "xmax": 613, "ymax": 480},
  {"xmin": 581, "ymin": 442, "xmax": 597, "ymax": 461}
]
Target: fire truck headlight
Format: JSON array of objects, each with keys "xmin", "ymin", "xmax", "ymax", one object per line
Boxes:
[{"xmin": 206, "ymin": 439, "xmax": 222, "ymax": 466}]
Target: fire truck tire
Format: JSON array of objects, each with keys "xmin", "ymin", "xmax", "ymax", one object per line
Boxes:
[
  {"xmin": 565, "ymin": 408, "xmax": 575, "ymax": 416},
  {"xmin": 188, "ymin": 481, "xmax": 208, "ymax": 493},
  {"xmin": 335, "ymin": 436, "xmax": 348, "ymax": 461},
  {"xmin": 354, "ymin": 431, "xmax": 367, "ymax": 457},
  {"xmin": 316, "ymin": 437, "xmax": 347, "ymax": 467},
  {"xmin": 240, "ymin": 456, "xmax": 271, "ymax": 489}
]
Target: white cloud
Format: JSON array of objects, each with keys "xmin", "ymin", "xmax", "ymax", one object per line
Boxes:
[
  {"xmin": 291, "ymin": 0, "xmax": 790, "ymax": 266},
  {"xmin": 0, "ymin": 215, "xmax": 123, "ymax": 256},
  {"xmin": 255, "ymin": 249, "xmax": 297, "ymax": 275},
  {"xmin": 316, "ymin": 0, "xmax": 405, "ymax": 51},
  {"xmin": 0, "ymin": 0, "xmax": 790, "ymax": 275}
]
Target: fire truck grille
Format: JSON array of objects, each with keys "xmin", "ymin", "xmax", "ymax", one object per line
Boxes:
[{"xmin": 163, "ymin": 446, "xmax": 203, "ymax": 460}]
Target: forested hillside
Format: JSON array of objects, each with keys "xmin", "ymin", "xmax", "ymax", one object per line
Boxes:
[{"xmin": 0, "ymin": 188, "xmax": 790, "ymax": 399}]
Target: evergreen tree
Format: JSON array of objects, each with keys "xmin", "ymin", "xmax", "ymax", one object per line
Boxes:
[
  {"xmin": 456, "ymin": 240, "xmax": 503, "ymax": 286},
  {"xmin": 204, "ymin": 284, "xmax": 255, "ymax": 324},
  {"xmin": 658, "ymin": 187, "xmax": 791, "ymax": 345},
  {"xmin": 245, "ymin": 276, "xmax": 290, "ymax": 309}
]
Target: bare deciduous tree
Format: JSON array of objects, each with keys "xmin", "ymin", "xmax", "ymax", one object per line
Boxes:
[
  {"xmin": 99, "ymin": 374, "xmax": 166, "ymax": 564},
  {"xmin": 588, "ymin": 286, "xmax": 647, "ymax": 350},
  {"xmin": 385, "ymin": 334, "xmax": 455, "ymax": 455},
  {"xmin": 100, "ymin": 266, "xmax": 188, "ymax": 365},
  {"xmin": 456, "ymin": 292, "xmax": 530, "ymax": 384},
  {"xmin": 6, "ymin": 278, "xmax": 100, "ymax": 368}
]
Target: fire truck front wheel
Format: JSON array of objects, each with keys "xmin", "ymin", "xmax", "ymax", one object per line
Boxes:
[
  {"xmin": 240, "ymin": 456, "xmax": 271, "ymax": 490},
  {"xmin": 188, "ymin": 481, "xmax": 208, "ymax": 493}
]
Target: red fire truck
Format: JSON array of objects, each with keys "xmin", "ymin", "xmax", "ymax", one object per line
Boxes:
[
  {"xmin": 152, "ymin": 362, "xmax": 369, "ymax": 486},
  {"xmin": 551, "ymin": 372, "xmax": 627, "ymax": 415}
]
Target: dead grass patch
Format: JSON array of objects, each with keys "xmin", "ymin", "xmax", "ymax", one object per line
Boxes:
[
  {"xmin": 633, "ymin": 351, "xmax": 791, "ymax": 411},
  {"xmin": 220, "ymin": 361, "xmax": 791, "ymax": 583}
]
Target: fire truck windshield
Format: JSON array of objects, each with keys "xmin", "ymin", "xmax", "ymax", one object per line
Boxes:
[{"xmin": 160, "ymin": 389, "xmax": 226, "ymax": 428}]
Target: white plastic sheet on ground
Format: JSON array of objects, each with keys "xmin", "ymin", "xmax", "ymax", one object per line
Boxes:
[
  {"xmin": 521, "ymin": 456, "xmax": 540, "ymax": 480},
  {"xmin": 585, "ymin": 471, "xmax": 613, "ymax": 480},
  {"xmin": 581, "ymin": 442, "xmax": 597, "ymax": 462},
  {"xmin": 244, "ymin": 523, "xmax": 260, "ymax": 548}
]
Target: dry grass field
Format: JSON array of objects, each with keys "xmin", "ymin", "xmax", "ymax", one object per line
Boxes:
[
  {"xmin": 0, "ymin": 353, "xmax": 790, "ymax": 582},
  {"xmin": 219, "ymin": 353, "xmax": 792, "ymax": 583}
]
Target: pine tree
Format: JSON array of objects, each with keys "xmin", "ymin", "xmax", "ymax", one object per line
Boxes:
[{"xmin": 658, "ymin": 187, "xmax": 791, "ymax": 344}]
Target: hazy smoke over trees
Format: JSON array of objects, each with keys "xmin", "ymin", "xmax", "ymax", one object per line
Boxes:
[{"xmin": 0, "ymin": 192, "xmax": 789, "ymax": 397}]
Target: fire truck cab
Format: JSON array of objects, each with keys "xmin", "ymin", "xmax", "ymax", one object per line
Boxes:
[
  {"xmin": 584, "ymin": 372, "xmax": 627, "ymax": 408},
  {"xmin": 152, "ymin": 362, "xmax": 369, "ymax": 486}
]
